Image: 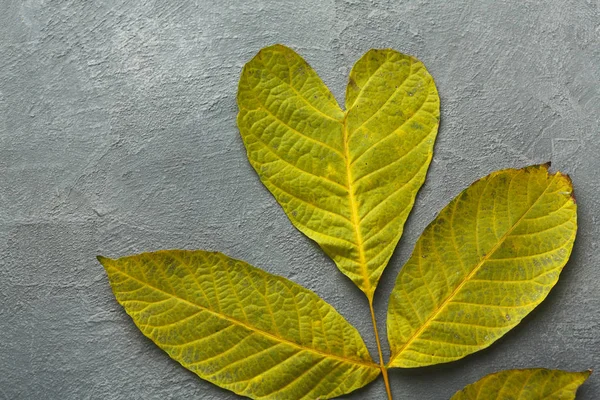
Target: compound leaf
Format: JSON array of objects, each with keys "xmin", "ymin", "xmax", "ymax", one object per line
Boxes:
[
  {"xmin": 388, "ymin": 164, "xmax": 577, "ymax": 368},
  {"xmin": 99, "ymin": 250, "xmax": 379, "ymax": 399},
  {"xmin": 450, "ymin": 369, "xmax": 590, "ymax": 399},
  {"xmin": 237, "ymin": 44, "xmax": 439, "ymax": 299}
]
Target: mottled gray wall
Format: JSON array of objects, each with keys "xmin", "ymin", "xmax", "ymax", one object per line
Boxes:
[{"xmin": 0, "ymin": 0, "xmax": 599, "ymax": 399}]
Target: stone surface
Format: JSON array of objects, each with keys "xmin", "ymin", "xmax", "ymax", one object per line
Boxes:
[{"xmin": 0, "ymin": 1, "xmax": 598, "ymax": 399}]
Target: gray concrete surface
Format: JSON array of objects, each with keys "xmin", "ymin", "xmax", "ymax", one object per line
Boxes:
[{"xmin": 1, "ymin": 0, "xmax": 599, "ymax": 399}]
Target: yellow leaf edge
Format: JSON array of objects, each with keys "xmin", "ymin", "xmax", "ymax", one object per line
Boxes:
[
  {"xmin": 97, "ymin": 250, "xmax": 381, "ymax": 400},
  {"xmin": 450, "ymin": 368, "xmax": 591, "ymax": 399}
]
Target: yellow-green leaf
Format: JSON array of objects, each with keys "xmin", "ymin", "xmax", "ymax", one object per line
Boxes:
[
  {"xmin": 99, "ymin": 250, "xmax": 379, "ymax": 399},
  {"xmin": 237, "ymin": 44, "xmax": 440, "ymax": 299},
  {"xmin": 450, "ymin": 369, "xmax": 591, "ymax": 399},
  {"xmin": 387, "ymin": 164, "xmax": 577, "ymax": 368}
]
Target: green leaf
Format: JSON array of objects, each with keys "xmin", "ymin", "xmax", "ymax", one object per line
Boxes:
[
  {"xmin": 237, "ymin": 44, "xmax": 439, "ymax": 299},
  {"xmin": 450, "ymin": 369, "xmax": 591, "ymax": 399},
  {"xmin": 98, "ymin": 250, "xmax": 379, "ymax": 399},
  {"xmin": 387, "ymin": 164, "xmax": 577, "ymax": 368}
]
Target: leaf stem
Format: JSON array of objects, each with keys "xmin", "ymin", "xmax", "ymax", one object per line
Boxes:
[{"xmin": 369, "ymin": 299, "xmax": 393, "ymax": 400}]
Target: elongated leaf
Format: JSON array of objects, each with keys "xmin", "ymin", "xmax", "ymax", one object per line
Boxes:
[
  {"xmin": 237, "ymin": 44, "xmax": 439, "ymax": 299},
  {"xmin": 388, "ymin": 164, "xmax": 577, "ymax": 368},
  {"xmin": 451, "ymin": 369, "xmax": 591, "ymax": 399},
  {"xmin": 99, "ymin": 250, "xmax": 379, "ymax": 399}
]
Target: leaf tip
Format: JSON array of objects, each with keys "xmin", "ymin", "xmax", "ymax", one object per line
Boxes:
[
  {"xmin": 536, "ymin": 163, "xmax": 576, "ymax": 201},
  {"xmin": 557, "ymin": 171, "xmax": 576, "ymax": 203},
  {"xmin": 259, "ymin": 43, "xmax": 291, "ymax": 57},
  {"xmin": 562, "ymin": 171, "xmax": 574, "ymax": 186},
  {"xmin": 577, "ymin": 369, "xmax": 593, "ymax": 387},
  {"xmin": 96, "ymin": 255, "xmax": 112, "ymax": 264}
]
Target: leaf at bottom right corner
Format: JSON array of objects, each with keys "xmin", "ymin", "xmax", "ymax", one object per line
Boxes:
[{"xmin": 450, "ymin": 369, "xmax": 591, "ymax": 399}]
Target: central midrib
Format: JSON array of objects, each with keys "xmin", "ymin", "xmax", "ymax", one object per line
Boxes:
[
  {"xmin": 389, "ymin": 173, "xmax": 559, "ymax": 365},
  {"xmin": 342, "ymin": 114, "xmax": 372, "ymax": 298}
]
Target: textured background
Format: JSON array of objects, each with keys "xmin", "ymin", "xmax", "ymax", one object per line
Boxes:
[{"xmin": 1, "ymin": 0, "xmax": 599, "ymax": 399}]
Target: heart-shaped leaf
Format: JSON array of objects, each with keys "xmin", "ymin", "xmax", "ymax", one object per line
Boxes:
[
  {"xmin": 99, "ymin": 250, "xmax": 380, "ymax": 399},
  {"xmin": 450, "ymin": 369, "xmax": 590, "ymax": 399},
  {"xmin": 387, "ymin": 164, "xmax": 577, "ymax": 367},
  {"xmin": 237, "ymin": 44, "xmax": 440, "ymax": 299}
]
